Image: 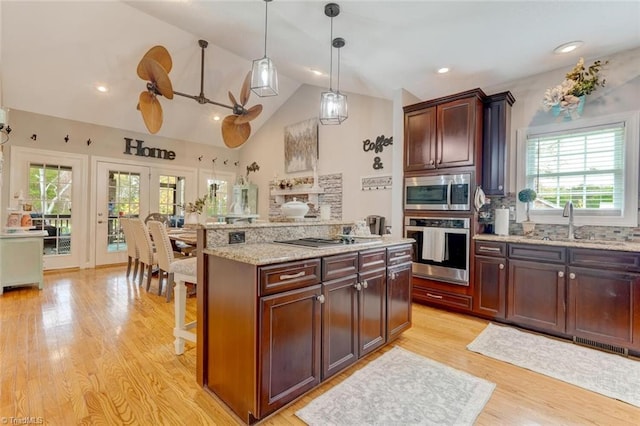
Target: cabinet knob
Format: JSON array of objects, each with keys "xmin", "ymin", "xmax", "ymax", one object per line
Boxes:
[
  {"xmin": 558, "ymin": 271, "xmax": 564, "ymax": 278},
  {"xmin": 354, "ymin": 283, "xmax": 362, "ymax": 291},
  {"xmin": 362, "ymin": 280, "xmax": 368, "ymax": 289},
  {"xmin": 569, "ymin": 272, "xmax": 576, "ymax": 280},
  {"xmin": 316, "ymin": 294, "xmax": 325, "ymax": 304},
  {"xmin": 429, "ymin": 159, "xmax": 435, "ymax": 165},
  {"xmin": 499, "ymin": 263, "xmax": 504, "ymax": 270},
  {"xmin": 498, "ymin": 185, "xmax": 503, "ymax": 190},
  {"xmin": 438, "ymin": 158, "xmax": 442, "ymax": 164}
]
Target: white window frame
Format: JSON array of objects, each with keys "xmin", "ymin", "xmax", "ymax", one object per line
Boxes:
[{"xmin": 516, "ymin": 111, "xmax": 639, "ymax": 227}]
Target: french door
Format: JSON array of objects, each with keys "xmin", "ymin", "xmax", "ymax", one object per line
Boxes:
[
  {"xmin": 95, "ymin": 162, "xmax": 150, "ymax": 266},
  {"xmin": 10, "ymin": 148, "xmax": 87, "ymax": 270}
]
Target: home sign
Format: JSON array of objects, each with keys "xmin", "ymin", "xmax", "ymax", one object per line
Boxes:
[{"xmin": 123, "ymin": 137, "xmax": 176, "ymax": 160}]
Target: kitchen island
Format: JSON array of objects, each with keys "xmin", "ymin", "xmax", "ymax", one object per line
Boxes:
[{"xmin": 195, "ymin": 225, "xmax": 413, "ymax": 423}]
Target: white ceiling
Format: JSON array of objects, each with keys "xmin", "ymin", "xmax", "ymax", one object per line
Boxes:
[{"xmin": 1, "ymin": 1, "xmax": 639, "ymax": 148}]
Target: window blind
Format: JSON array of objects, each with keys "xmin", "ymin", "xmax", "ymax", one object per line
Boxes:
[{"xmin": 525, "ymin": 123, "xmax": 625, "ymax": 215}]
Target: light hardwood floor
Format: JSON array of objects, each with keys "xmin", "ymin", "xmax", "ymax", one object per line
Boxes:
[{"xmin": 1, "ymin": 265, "xmax": 639, "ymax": 425}]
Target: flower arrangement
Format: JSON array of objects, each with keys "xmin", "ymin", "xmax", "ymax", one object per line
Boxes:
[
  {"xmin": 183, "ymin": 194, "xmax": 208, "ymax": 214},
  {"xmin": 518, "ymin": 188, "xmax": 537, "ymax": 222},
  {"xmin": 542, "ymin": 57, "xmax": 608, "ymax": 112}
]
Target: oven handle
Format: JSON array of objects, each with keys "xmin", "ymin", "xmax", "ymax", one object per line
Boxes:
[
  {"xmin": 405, "ymin": 226, "xmax": 469, "ymax": 234},
  {"xmin": 446, "ymin": 181, "xmax": 452, "ymax": 209}
]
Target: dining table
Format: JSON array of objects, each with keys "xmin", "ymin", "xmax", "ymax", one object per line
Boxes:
[{"xmin": 167, "ymin": 229, "xmax": 198, "ymax": 255}]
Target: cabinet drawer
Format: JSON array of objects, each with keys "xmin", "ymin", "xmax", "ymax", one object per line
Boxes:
[
  {"xmin": 569, "ymin": 248, "xmax": 640, "ymax": 273},
  {"xmin": 359, "ymin": 248, "xmax": 387, "ymax": 272},
  {"xmin": 322, "ymin": 253, "xmax": 358, "ymax": 281},
  {"xmin": 475, "ymin": 241, "xmax": 506, "ymax": 257},
  {"xmin": 508, "ymin": 243, "xmax": 566, "ymax": 263},
  {"xmin": 412, "ymin": 287, "xmax": 472, "ymax": 310},
  {"xmin": 259, "ymin": 259, "xmax": 321, "ymax": 296},
  {"xmin": 387, "ymin": 244, "xmax": 412, "ymax": 266}
]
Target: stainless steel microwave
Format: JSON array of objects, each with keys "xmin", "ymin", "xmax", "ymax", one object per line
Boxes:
[{"xmin": 404, "ymin": 173, "xmax": 471, "ymax": 211}]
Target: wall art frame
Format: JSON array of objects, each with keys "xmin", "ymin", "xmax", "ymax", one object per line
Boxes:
[{"xmin": 284, "ymin": 117, "xmax": 318, "ymax": 173}]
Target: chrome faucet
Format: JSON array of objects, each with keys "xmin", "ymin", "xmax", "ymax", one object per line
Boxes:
[{"xmin": 562, "ymin": 201, "xmax": 574, "ymax": 240}]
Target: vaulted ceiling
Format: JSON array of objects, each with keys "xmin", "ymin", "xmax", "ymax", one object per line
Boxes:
[{"xmin": 1, "ymin": 1, "xmax": 639, "ymax": 147}]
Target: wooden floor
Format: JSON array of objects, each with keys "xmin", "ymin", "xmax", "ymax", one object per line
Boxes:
[{"xmin": 1, "ymin": 266, "xmax": 639, "ymax": 425}]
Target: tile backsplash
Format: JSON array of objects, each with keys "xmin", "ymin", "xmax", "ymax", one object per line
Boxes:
[{"xmin": 480, "ymin": 193, "xmax": 640, "ymax": 242}]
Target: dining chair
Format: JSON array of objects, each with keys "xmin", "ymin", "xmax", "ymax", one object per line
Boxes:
[
  {"xmin": 147, "ymin": 220, "xmax": 197, "ymax": 354},
  {"xmin": 119, "ymin": 218, "xmax": 140, "ymax": 281},
  {"xmin": 129, "ymin": 218, "xmax": 160, "ymax": 293}
]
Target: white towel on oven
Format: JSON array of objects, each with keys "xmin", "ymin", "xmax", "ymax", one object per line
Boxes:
[{"xmin": 421, "ymin": 228, "xmax": 446, "ymax": 262}]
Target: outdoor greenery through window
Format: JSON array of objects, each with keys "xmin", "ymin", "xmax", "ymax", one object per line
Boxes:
[
  {"xmin": 28, "ymin": 163, "xmax": 73, "ymax": 255},
  {"xmin": 525, "ymin": 122, "xmax": 625, "ymax": 216},
  {"xmin": 159, "ymin": 175, "xmax": 185, "ymax": 216}
]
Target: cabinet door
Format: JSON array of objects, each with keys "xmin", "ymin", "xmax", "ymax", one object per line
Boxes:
[
  {"xmin": 436, "ymin": 97, "xmax": 478, "ymax": 168},
  {"xmin": 322, "ymin": 275, "xmax": 359, "ymax": 380},
  {"xmin": 358, "ymin": 268, "xmax": 387, "ymax": 356},
  {"xmin": 482, "ymin": 92, "xmax": 514, "ymax": 195},
  {"xmin": 387, "ymin": 262, "xmax": 412, "ymax": 341},
  {"xmin": 567, "ymin": 267, "xmax": 640, "ymax": 350},
  {"xmin": 259, "ymin": 285, "xmax": 322, "ymax": 417},
  {"xmin": 404, "ymin": 107, "xmax": 437, "ymax": 171},
  {"xmin": 507, "ymin": 260, "xmax": 566, "ymax": 333},
  {"xmin": 473, "ymin": 255, "xmax": 507, "ymax": 319}
]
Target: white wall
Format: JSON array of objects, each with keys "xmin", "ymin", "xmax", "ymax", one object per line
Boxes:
[{"xmin": 238, "ymin": 84, "xmax": 394, "ymax": 223}]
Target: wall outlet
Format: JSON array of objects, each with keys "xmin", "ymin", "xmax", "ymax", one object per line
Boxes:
[
  {"xmin": 229, "ymin": 231, "xmax": 245, "ymax": 244},
  {"xmin": 342, "ymin": 225, "xmax": 352, "ymax": 235},
  {"xmin": 509, "ymin": 206, "xmax": 516, "ymax": 221}
]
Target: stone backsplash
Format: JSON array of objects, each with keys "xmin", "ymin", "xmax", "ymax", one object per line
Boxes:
[
  {"xmin": 480, "ymin": 193, "xmax": 640, "ymax": 242},
  {"xmin": 268, "ymin": 173, "xmax": 343, "ymax": 220}
]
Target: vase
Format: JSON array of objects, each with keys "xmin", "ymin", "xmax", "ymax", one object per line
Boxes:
[
  {"xmin": 185, "ymin": 212, "xmax": 199, "ymax": 225},
  {"xmin": 551, "ymin": 96, "xmax": 585, "ymax": 120},
  {"xmin": 522, "ymin": 221, "xmax": 535, "ymax": 237}
]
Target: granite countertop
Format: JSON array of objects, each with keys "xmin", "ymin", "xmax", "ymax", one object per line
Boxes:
[
  {"xmin": 203, "ymin": 237, "xmax": 414, "ymax": 265},
  {"xmin": 187, "ymin": 219, "xmax": 352, "ymax": 230},
  {"xmin": 474, "ymin": 233, "xmax": 640, "ymax": 252}
]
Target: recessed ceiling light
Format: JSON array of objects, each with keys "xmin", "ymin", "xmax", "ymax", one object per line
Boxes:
[
  {"xmin": 310, "ymin": 68, "xmax": 324, "ymax": 76},
  {"xmin": 212, "ymin": 115, "xmax": 221, "ymax": 121},
  {"xmin": 553, "ymin": 41, "xmax": 584, "ymax": 54},
  {"xmin": 96, "ymin": 85, "xmax": 108, "ymax": 93},
  {"xmin": 437, "ymin": 67, "xmax": 450, "ymax": 74}
]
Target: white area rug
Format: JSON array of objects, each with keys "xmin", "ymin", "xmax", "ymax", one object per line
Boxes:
[
  {"xmin": 467, "ymin": 323, "xmax": 640, "ymax": 407},
  {"xmin": 295, "ymin": 346, "xmax": 495, "ymax": 426}
]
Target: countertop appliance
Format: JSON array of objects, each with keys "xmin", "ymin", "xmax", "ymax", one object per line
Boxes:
[
  {"xmin": 404, "ymin": 173, "xmax": 471, "ymax": 211},
  {"xmin": 367, "ymin": 215, "xmax": 385, "ymax": 235},
  {"xmin": 404, "ymin": 216, "xmax": 470, "ymax": 285}
]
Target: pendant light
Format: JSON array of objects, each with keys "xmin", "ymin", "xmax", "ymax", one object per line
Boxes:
[
  {"xmin": 319, "ymin": 3, "xmax": 348, "ymax": 125},
  {"xmin": 251, "ymin": 0, "xmax": 278, "ymax": 97}
]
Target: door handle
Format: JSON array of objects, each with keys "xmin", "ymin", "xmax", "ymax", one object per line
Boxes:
[
  {"xmin": 98, "ymin": 220, "xmax": 104, "ymax": 224},
  {"xmin": 316, "ymin": 294, "xmax": 325, "ymax": 304},
  {"xmin": 354, "ymin": 282, "xmax": 362, "ymax": 291}
]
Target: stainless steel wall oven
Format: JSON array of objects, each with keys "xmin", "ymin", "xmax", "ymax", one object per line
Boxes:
[{"xmin": 404, "ymin": 216, "xmax": 470, "ymax": 285}]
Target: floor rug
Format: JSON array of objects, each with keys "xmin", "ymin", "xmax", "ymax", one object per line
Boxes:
[
  {"xmin": 295, "ymin": 346, "xmax": 495, "ymax": 426},
  {"xmin": 467, "ymin": 323, "xmax": 640, "ymax": 407}
]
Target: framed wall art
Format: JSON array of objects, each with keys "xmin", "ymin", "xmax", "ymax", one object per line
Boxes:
[{"xmin": 284, "ymin": 118, "xmax": 318, "ymax": 173}]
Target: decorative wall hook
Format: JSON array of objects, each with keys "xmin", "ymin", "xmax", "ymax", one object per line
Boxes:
[
  {"xmin": 198, "ymin": 155, "xmax": 203, "ymax": 161},
  {"xmin": 64, "ymin": 135, "xmax": 69, "ymax": 143},
  {"xmin": 86, "ymin": 138, "xmax": 92, "ymax": 146},
  {"xmin": 234, "ymin": 161, "xmax": 239, "ymax": 166},
  {"xmin": 31, "ymin": 134, "xmax": 37, "ymax": 141},
  {"xmin": 223, "ymin": 159, "xmax": 228, "ymax": 165},
  {"xmin": 212, "ymin": 157, "xmax": 217, "ymax": 164}
]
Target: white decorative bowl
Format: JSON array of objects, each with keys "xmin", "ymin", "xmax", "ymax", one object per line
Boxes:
[{"xmin": 281, "ymin": 198, "xmax": 309, "ymax": 218}]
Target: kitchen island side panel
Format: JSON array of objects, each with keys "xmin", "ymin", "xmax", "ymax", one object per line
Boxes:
[{"xmin": 205, "ymin": 255, "xmax": 258, "ymax": 423}]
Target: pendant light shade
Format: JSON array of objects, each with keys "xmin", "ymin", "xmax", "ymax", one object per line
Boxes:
[
  {"xmin": 319, "ymin": 4, "xmax": 347, "ymax": 125},
  {"xmin": 251, "ymin": 0, "xmax": 278, "ymax": 97}
]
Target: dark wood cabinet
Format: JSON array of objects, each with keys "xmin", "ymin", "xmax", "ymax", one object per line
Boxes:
[
  {"xmin": 403, "ymin": 89, "xmax": 485, "ymax": 172},
  {"xmin": 322, "ymin": 249, "xmax": 387, "ymax": 379},
  {"xmin": 358, "ymin": 267, "xmax": 387, "ymax": 357},
  {"xmin": 404, "ymin": 107, "xmax": 437, "ymax": 171},
  {"xmin": 387, "ymin": 261, "xmax": 413, "ymax": 341},
  {"xmin": 567, "ymin": 267, "xmax": 640, "ymax": 350},
  {"xmin": 473, "ymin": 241, "xmax": 507, "ymax": 319},
  {"xmin": 259, "ymin": 285, "xmax": 322, "ymax": 416},
  {"xmin": 482, "ymin": 91, "xmax": 515, "ymax": 196},
  {"xmin": 507, "ymin": 259, "xmax": 566, "ymax": 333},
  {"xmin": 566, "ymin": 248, "xmax": 640, "ymax": 351}
]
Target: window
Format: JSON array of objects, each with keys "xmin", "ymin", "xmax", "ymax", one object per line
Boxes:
[
  {"xmin": 159, "ymin": 175, "xmax": 186, "ymax": 216},
  {"xmin": 517, "ymin": 112, "xmax": 639, "ymax": 227}
]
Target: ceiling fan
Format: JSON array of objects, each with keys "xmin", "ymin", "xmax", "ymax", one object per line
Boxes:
[{"xmin": 136, "ymin": 40, "xmax": 263, "ymax": 148}]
